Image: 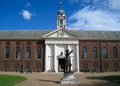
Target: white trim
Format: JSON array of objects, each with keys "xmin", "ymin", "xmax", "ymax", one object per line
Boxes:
[
  {"xmin": 45, "ymin": 39, "xmax": 79, "ymax": 44},
  {"xmin": 42, "ymin": 29, "xmax": 62, "ymax": 38},
  {"xmin": 42, "ymin": 29, "xmax": 79, "ymax": 38}
]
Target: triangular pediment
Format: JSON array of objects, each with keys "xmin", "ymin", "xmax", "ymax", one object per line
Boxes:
[{"xmin": 43, "ymin": 29, "xmax": 79, "ymax": 38}]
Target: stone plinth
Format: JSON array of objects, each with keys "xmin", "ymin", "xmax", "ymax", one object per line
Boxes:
[{"xmin": 60, "ymin": 73, "xmax": 80, "ymax": 84}]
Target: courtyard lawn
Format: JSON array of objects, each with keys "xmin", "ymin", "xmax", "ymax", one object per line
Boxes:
[
  {"xmin": 0, "ymin": 75, "xmax": 27, "ymax": 86},
  {"xmin": 104, "ymin": 75, "xmax": 120, "ymax": 83}
]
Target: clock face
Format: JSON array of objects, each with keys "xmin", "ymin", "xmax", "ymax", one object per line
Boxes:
[{"xmin": 58, "ymin": 30, "xmax": 64, "ymax": 37}]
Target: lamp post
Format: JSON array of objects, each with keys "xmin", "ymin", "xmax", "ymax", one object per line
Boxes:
[{"xmin": 20, "ymin": 41, "xmax": 24, "ymax": 73}]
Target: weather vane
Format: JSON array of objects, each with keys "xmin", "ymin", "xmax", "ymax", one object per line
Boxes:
[{"xmin": 60, "ymin": 0, "xmax": 63, "ymax": 9}]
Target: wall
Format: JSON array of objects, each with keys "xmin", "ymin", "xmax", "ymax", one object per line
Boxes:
[
  {"xmin": 0, "ymin": 40, "xmax": 45, "ymax": 72},
  {"xmin": 79, "ymin": 40, "xmax": 120, "ymax": 72}
]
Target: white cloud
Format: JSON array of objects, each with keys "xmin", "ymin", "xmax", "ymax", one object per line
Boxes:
[
  {"xmin": 21, "ymin": 10, "xmax": 32, "ymax": 20},
  {"xmin": 91, "ymin": 0, "xmax": 120, "ymax": 11},
  {"xmin": 68, "ymin": 0, "xmax": 120, "ymax": 31}
]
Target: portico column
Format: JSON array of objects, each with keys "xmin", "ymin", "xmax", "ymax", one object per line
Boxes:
[
  {"xmin": 45, "ymin": 44, "xmax": 48, "ymax": 72},
  {"xmin": 76, "ymin": 44, "xmax": 80, "ymax": 72},
  {"xmin": 54, "ymin": 44, "xmax": 58, "ymax": 72}
]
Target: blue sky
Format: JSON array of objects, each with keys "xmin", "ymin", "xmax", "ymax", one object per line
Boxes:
[{"xmin": 0, "ymin": 0, "xmax": 120, "ymax": 31}]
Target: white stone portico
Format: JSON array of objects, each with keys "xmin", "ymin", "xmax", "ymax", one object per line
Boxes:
[
  {"xmin": 43, "ymin": 2, "xmax": 80, "ymax": 73},
  {"xmin": 43, "ymin": 29, "xmax": 80, "ymax": 73}
]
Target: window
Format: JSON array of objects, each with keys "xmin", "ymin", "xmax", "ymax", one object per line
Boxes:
[
  {"xmin": 26, "ymin": 47, "xmax": 31, "ymax": 59},
  {"xmin": 60, "ymin": 19, "xmax": 63, "ymax": 25},
  {"xmin": 5, "ymin": 47, "xmax": 10, "ymax": 59},
  {"xmin": 37, "ymin": 47, "xmax": 41, "ymax": 59},
  {"xmin": 93, "ymin": 47, "xmax": 98, "ymax": 59},
  {"xmin": 82, "ymin": 47, "xmax": 87, "ymax": 59},
  {"xmin": 102, "ymin": 47, "xmax": 108, "ymax": 59},
  {"xmin": 113, "ymin": 47, "xmax": 118, "ymax": 59},
  {"xmin": 16, "ymin": 47, "xmax": 20, "ymax": 59}
]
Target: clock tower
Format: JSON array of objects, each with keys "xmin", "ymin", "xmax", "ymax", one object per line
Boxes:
[{"xmin": 57, "ymin": 0, "xmax": 66, "ymax": 29}]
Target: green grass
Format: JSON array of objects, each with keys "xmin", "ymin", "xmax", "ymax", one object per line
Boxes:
[
  {"xmin": 104, "ymin": 75, "xmax": 120, "ymax": 83},
  {"xmin": 0, "ymin": 75, "xmax": 27, "ymax": 86}
]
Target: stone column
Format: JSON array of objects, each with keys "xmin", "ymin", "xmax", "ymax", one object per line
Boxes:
[
  {"xmin": 54, "ymin": 44, "xmax": 58, "ymax": 72},
  {"xmin": 44, "ymin": 44, "xmax": 48, "ymax": 72}
]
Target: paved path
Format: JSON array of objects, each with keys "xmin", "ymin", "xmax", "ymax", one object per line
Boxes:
[{"xmin": 0, "ymin": 72, "xmax": 120, "ymax": 86}]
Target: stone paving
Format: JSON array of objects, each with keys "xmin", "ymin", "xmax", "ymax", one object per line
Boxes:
[{"xmin": 0, "ymin": 72, "xmax": 120, "ymax": 86}]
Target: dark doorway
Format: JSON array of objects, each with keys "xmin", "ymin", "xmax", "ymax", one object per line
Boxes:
[{"xmin": 58, "ymin": 58, "xmax": 65, "ymax": 72}]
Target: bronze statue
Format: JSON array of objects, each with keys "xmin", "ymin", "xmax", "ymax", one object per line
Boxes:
[{"xmin": 64, "ymin": 49, "xmax": 73, "ymax": 73}]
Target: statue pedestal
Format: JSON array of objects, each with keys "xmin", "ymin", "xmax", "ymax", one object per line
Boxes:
[{"xmin": 60, "ymin": 72, "xmax": 80, "ymax": 84}]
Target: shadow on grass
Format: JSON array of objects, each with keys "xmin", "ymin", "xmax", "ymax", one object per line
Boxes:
[
  {"xmin": 36, "ymin": 76, "xmax": 120, "ymax": 86},
  {"xmin": 78, "ymin": 83, "xmax": 120, "ymax": 86},
  {"xmin": 36, "ymin": 79, "xmax": 120, "ymax": 86},
  {"xmin": 86, "ymin": 76, "xmax": 104, "ymax": 80},
  {"xmin": 85, "ymin": 76, "xmax": 120, "ymax": 86}
]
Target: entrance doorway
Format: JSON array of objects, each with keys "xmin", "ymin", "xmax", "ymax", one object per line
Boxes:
[{"xmin": 58, "ymin": 58, "xmax": 65, "ymax": 72}]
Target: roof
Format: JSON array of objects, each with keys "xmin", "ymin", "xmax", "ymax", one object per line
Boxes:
[
  {"xmin": 0, "ymin": 30, "xmax": 51, "ymax": 37},
  {"xmin": 70, "ymin": 30, "xmax": 120, "ymax": 40},
  {"xmin": 0, "ymin": 30, "xmax": 120, "ymax": 41},
  {"xmin": 0, "ymin": 30, "xmax": 51, "ymax": 40},
  {"xmin": 57, "ymin": 9, "xmax": 65, "ymax": 14}
]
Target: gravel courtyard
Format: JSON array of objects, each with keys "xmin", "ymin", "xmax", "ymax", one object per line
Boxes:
[{"xmin": 0, "ymin": 72, "xmax": 120, "ymax": 86}]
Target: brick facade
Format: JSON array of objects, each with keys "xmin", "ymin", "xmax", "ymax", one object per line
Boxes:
[
  {"xmin": 79, "ymin": 41, "xmax": 120, "ymax": 72},
  {"xmin": 0, "ymin": 40, "xmax": 120, "ymax": 72},
  {"xmin": 0, "ymin": 40, "xmax": 45, "ymax": 72}
]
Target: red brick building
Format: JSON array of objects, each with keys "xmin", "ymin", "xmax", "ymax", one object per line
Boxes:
[
  {"xmin": 0, "ymin": 2, "xmax": 120, "ymax": 73},
  {"xmin": 0, "ymin": 30, "xmax": 120, "ymax": 72}
]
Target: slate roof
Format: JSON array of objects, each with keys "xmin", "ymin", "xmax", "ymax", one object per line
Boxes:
[
  {"xmin": 0, "ymin": 30, "xmax": 120, "ymax": 40},
  {"xmin": 0, "ymin": 30, "xmax": 51, "ymax": 38},
  {"xmin": 70, "ymin": 30, "xmax": 120, "ymax": 40}
]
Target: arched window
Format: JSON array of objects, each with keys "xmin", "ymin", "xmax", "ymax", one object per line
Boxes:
[
  {"xmin": 36, "ymin": 47, "xmax": 41, "ymax": 59},
  {"xmin": 60, "ymin": 19, "xmax": 63, "ymax": 24},
  {"xmin": 5, "ymin": 47, "xmax": 10, "ymax": 59},
  {"xmin": 93, "ymin": 47, "xmax": 98, "ymax": 59},
  {"xmin": 82, "ymin": 47, "xmax": 87, "ymax": 59},
  {"xmin": 26, "ymin": 47, "xmax": 31, "ymax": 59},
  {"xmin": 102, "ymin": 47, "xmax": 108, "ymax": 59},
  {"xmin": 113, "ymin": 47, "xmax": 118, "ymax": 59},
  {"xmin": 16, "ymin": 47, "xmax": 20, "ymax": 59}
]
